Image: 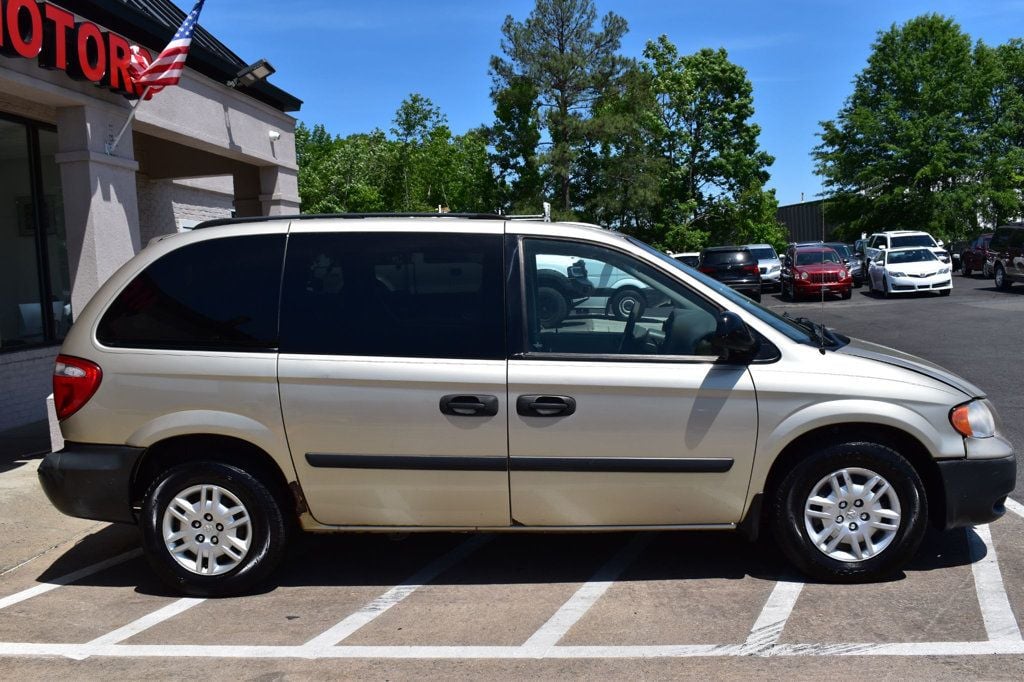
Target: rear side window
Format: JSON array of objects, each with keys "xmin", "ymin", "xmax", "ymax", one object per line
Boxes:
[
  {"xmin": 1010, "ymin": 229, "xmax": 1024, "ymax": 248},
  {"xmin": 97, "ymin": 235, "xmax": 285, "ymax": 351},
  {"xmin": 990, "ymin": 229, "xmax": 1010, "ymax": 249},
  {"xmin": 279, "ymin": 232, "xmax": 504, "ymax": 359}
]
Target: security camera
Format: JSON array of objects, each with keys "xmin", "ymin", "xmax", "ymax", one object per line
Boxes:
[{"xmin": 268, "ymin": 130, "xmax": 281, "ymax": 141}]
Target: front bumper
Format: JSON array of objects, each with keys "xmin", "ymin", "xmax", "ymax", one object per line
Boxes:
[
  {"xmin": 937, "ymin": 448, "xmax": 1016, "ymax": 529},
  {"xmin": 794, "ymin": 280, "xmax": 852, "ymax": 296},
  {"xmin": 889, "ymin": 274, "xmax": 952, "ymax": 292},
  {"xmin": 760, "ymin": 270, "xmax": 781, "ymax": 289},
  {"xmin": 38, "ymin": 443, "xmax": 144, "ymax": 524}
]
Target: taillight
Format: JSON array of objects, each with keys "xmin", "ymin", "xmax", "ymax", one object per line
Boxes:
[
  {"xmin": 53, "ymin": 355, "xmax": 102, "ymax": 421},
  {"xmin": 743, "ymin": 264, "xmax": 760, "ymax": 276},
  {"xmin": 699, "ymin": 266, "xmax": 716, "ymax": 275}
]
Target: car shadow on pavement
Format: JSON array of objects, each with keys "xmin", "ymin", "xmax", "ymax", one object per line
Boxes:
[{"xmin": 27, "ymin": 523, "xmax": 981, "ymax": 597}]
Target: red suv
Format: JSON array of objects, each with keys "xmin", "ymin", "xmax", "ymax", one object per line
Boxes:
[
  {"xmin": 781, "ymin": 246, "xmax": 852, "ymax": 301},
  {"xmin": 960, "ymin": 233, "xmax": 995, "ymax": 278}
]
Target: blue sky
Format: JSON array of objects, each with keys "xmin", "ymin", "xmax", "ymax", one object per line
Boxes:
[{"xmin": 195, "ymin": 0, "xmax": 1024, "ymax": 206}]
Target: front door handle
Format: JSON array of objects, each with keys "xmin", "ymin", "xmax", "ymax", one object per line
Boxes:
[
  {"xmin": 517, "ymin": 394, "xmax": 576, "ymax": 417},
  {"xmin": 439, "ymin": 394, "xmax": 499, "ymax": 417}
]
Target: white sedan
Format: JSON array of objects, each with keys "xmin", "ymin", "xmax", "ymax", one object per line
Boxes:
[{"xmin": 867, "ymin": 247, "xmax": 952, "ymax": 297}]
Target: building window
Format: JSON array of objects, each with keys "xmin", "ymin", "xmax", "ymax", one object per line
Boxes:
[{"xmin": 0, "ymin": 114, "xmax": 69, "ymax": 352}]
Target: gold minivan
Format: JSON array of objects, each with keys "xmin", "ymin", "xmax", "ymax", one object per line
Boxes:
[{"xmin": 40, "ymin": 215, "xmax": 1015, "ymax": 595}]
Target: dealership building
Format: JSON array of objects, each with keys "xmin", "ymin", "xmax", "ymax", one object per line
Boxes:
[{"xmin": 0, "ymin": 0, "xmax": 302, "ymax": 435}]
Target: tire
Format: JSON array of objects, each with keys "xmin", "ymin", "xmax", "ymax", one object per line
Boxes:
[
  {"xmin": 749, "ymin": 290, "xmax": 762, "ymax": 303},
  {"xmin": 141, "ymin": 461, "xmax": 289, "ymax": 597},
  {"xmin": 771, "ymin": 442, "xmax": 927, "ymax": 582},
  {"xmin": 882, "ymin": 276, "xmax": 891, "ymax": 298},
  {"xmin": 781, "ymin": 281, "xmax": 791, "ymax": 301},
  {"xmin": 609, "ymin": 288, "xmax": 646, "ymax": 320},
  {"xmin": 961, "ymin": 260, "xmax": 972, "ymax": 278},
  {"xmin": 537, "ymin": 285, "xmax": 569, "ymax": 328},
  {"xmin": 995, "ymin": 265, "xmax": 1012, "ymax": 291},
  {"xmin": 841, "ymin": 288, "xmax": 852, "ymax": 300},
  {"xmin": 939, "ymin": 289, "xmax": 951, "ymax": 297},
  {"xmin": 866, "ymin": 273, "xmax": 874, "ymax": 295}
]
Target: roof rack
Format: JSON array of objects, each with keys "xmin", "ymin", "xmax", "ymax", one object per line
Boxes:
[
  {"xmin": 192, "ymin": 212, "xmax": 507, "ymax": 230},
  {"xmin": 503, "ymin": 201, "xmax": 552, "ymax": 222}
]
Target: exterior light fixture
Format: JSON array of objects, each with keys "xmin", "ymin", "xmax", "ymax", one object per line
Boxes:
[{"xmin": 228, "ymin": 59, "xmax": 275, "ymax": 88}]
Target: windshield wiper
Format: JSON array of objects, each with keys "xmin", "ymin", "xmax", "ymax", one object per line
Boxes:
[{"xmin": 784, "ymin": 313, "xmax": 836, "ymax": 350}]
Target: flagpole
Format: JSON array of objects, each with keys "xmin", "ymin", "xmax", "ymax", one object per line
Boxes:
[{"xmin": 105, "ymin": 87, "xmax": 153, "ymax": 155}]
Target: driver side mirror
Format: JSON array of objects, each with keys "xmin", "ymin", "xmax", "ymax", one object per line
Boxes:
[{"xmin": 711, "ymin": 311, "xmax": 759, "ymax": 362}]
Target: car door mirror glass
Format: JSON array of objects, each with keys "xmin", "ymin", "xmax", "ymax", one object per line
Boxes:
[{"xmin": 711, "ymin": 311, "xmax": 759, "ymax": 362}]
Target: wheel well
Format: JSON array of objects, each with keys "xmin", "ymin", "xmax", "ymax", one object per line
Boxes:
[
  {"xmin": 759, "ymin": 423, "xmax": 945, "ymax": 529},
  {"xmin": 131, "ymin": 435, "xmax": 295, "ymax": 516}
]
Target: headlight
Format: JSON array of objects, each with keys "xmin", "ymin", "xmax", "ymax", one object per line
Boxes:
[
  {"xmin": 889, "ymin": 271, "xmax": 906, "ymax": 277},
  {"xmin": 939, "ymin": 267, "xmax": 950, "ymax": 274},
  {"xmin": 838, "ymin": 269, "xmax": 847, "ymax": 279},
  {"xmin": 950, "ymin": 400, "xmax": 997, "ymax": 438},
  {"xmin": 769, "ymin": 265, "xmax": 780, "ymax": 273},
  {"xmin": 800, "ymin": 271, "xmax": 808, "ymax": 280}
]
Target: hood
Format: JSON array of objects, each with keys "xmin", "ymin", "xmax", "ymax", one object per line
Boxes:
[
  {"xmin": 797, "ymin": 261, "xmax": 844, "ymax": 272},
  {"xmin": 837, "ymin": 338, "xmax": 982, "ymax": 397}
]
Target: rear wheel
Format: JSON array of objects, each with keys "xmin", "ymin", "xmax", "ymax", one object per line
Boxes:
[
  {"xmin": 609, "ymin": 288, "xmax": 646, "ymax": 321},
  {"xmin": 141, "ymin": 461, "xmax": 289, "ymax": 596},
  {"xmin": 771, "ymin": 442, "xmax": 927, "ymax": 582}
]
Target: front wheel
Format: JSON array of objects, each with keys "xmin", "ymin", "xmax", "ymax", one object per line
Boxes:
[
  {"xmin": 141, "ymin": 461, "xmax": 289, "ymax": 596},
  {"xmin": 995, "ymin": 265, "xmax": 1012, "ymax": 290},
  {"xmin": 771, "ymin": 442, "xmax": 927, "ymax": 582}
]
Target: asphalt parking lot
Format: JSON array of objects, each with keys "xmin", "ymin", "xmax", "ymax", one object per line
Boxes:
[{"xmin": 0, "ymin": 272, "xmax": 1022, "ymax": 679}]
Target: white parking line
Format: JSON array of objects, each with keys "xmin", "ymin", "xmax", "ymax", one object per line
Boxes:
[
  {"xmin": 741, "ymin": 579, "xmax": 804, "ymax": 654},
  {"xmin": 3, "ymin": 640, "xmax": 1024, "ymax": 659},
  {"xmin": 1005, "ymin": 497, "xmax": 1024, "ymax": 520},
  {"xmin": 0, "ymin": 549, "xmax": 142, "ymax": 612},
  {"xmin": 523, "ymin": 533, "xmax": 652, "ymax": 652},
  {"xmin": 967, "ymin": 525, "xmax": 1022, "ymax": 642},
  {"xmin": 88, "ymin": 597, "xmax": 205, "ymax": 645},
  {"xmin": 303, "ymin": 535, "xmax": 491, "ymax": 650}
]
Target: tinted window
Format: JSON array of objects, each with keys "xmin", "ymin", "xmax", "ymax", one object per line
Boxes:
[
  {"xmin": 1010, "ymin": 229, "xmax": 1024, "ymax": 248},
  {"xmin": 747, "ymin": 247, "xmax": 777, "ymax": 261},
  {"xmin": 991, "ymin": 229, "xmax": 1010, "ymax": 249},
  {"xmin": 279, "ymin": 232, "xmax": 504, "ymax": 359},
  {"xmin": 702, "ymin": 250, "xmax": 752, "ymax": 266},
  {"xmin": 97, "ymin": 235, "xmax": 285, "ymax": 351}
]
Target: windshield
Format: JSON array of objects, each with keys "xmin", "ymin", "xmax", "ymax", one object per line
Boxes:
[
  {"xmin": 890, "ymin": 234, "xmax": 937, "ymax": 248},
  {"xmin": 796, "ymin": 251, "xmax": 840, "ymax": 265},
  {"xmin": 887, "ymin": 248, "xmax": 937, "ymax": 264},
  {"xmin": 826, "ymin": 243, "xmax": 851, "ymax": 258},
  {"xmin": 627, "ymin": 237, "xmax": 832, "ymax": 347},
  {"xmin": 748, "ymin": 247, "xmax": 777, "ymax": 261}
]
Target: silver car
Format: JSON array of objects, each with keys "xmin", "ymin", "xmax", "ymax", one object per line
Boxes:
[
  {"xmin": 39, "ymin": 215, "xmax": 1015, "ymax": 596},
  {"xmin": 745, "ymin": 243, "xmax": 782, "ymax": 291}
]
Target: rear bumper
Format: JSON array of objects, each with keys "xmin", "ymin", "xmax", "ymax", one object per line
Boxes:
[
  {"xmin": 37, "ymin": 443, "xmax": 143, "ymax": 524},
  {"xmin": 936, "ymin": 452, "xmax": 1016, "ymax": 529}
]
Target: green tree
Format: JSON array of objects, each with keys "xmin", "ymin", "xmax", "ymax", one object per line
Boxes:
[
  {"xmin": 491, "ymin": 0, "xmax": 630, "ymax": 213},
  {"xmin": 814, "ymin": 14, "xmax": 1022, "ymax": 242},
  {"xmin": 489, "ymin": 76, "xmax": 544, "ymax": 213}
]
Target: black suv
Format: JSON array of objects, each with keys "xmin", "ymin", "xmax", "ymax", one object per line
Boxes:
[
  {"xmin": 991, "ymin": 224, "xmax": 1024, "ymax": 290},
  {"xmin": 698, "ymin": 246, "xmax": 762, "ymax": 302}
]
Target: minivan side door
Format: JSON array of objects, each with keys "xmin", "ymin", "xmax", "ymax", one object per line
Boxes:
[
  {"xmin": 277, "ymin": 228, "xmax": 510, "ymax": 527},
  {"xmin": 506, "ymin": 236, "xmax": 758, "ymax": 526}
]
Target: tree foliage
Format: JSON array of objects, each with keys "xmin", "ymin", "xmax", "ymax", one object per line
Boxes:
[{"xmin": 815, "ymin": 14, "xmax": 1024, "ymax": 241}]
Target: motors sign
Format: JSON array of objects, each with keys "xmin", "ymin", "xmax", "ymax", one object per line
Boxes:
[{"xmin": 0, "ymin": 0, "xmax": 148, "ymax": 96}]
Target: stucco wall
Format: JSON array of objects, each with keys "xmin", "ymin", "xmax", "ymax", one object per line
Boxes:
[{"xmin": 137, "ymin": 175, "xmax": 234, "ymax": 245}]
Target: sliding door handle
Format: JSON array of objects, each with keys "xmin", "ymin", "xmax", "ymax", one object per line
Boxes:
[{"xmin": 439, "ymin": 394, "xmax": 499, "ymax": 417}]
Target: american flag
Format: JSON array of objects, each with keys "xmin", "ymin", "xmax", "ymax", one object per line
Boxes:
[{"xmin": 135, "ymin": 0, "xmax": 206, "ymax": 88}]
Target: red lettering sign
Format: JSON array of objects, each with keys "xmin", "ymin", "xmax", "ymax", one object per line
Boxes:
[
  {"xmin": 2, "ymin": 0, "xmax": 44, "ymax": 59},
  {"xmin": 2, "ymin": 1, "xmax": 143, "ymax": 96}
]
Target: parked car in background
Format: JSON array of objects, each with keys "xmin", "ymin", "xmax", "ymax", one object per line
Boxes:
[
  {"xmin": 822, "ymin": 242, "xmax": 863, "ymax": 287},
  {"xmin": 670, "ymin": 252, "xmax": 700, "ymax": 268},
  {"xmin": 781, "ymin": 245, "xmax": 852, "ymax": 301},
  {"xmin": 990, "ymin": 224, "xmax": 1024, "ymax": 290},
  {"xmin": 533, "ymin": 255, "xmax": 594, "ymax": 327},
  {"xmin": 536, "ymin": 254, "xmax": 664, "ymax": 322},
  {"xmin": 697, "ymin": 246, "xmax": 762, "ymax": 302},
  {"xmin": 947, "ymin": 241, "xmax": 967, "ymax": 272},
  {"xmin": 864, "ymin": 230, "xmax": 950, "ymax": 266},
  {"xmin": 960, "ymin": 233, "xmax": 995, "ymax": 278},
  {"xmin": 867, "ymin": 247, "xmax": 952, "ymax": 297},
  {"xmin": 744, "ymin": 243, "xmax": 782, "ymax": 292}
]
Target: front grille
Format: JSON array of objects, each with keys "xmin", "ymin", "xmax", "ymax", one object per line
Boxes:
[
  {"xmin": 809, "ymin": 272, "xmax": 840, "ymax": 284},
  {"xmin": 759, "ymin": 266, "xmax": 767, "ymax": 274}
]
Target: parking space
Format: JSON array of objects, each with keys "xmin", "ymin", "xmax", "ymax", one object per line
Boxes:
[{"xmin": 0, "ymin": 271, "xmax": 1022, "ymax": 677}]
